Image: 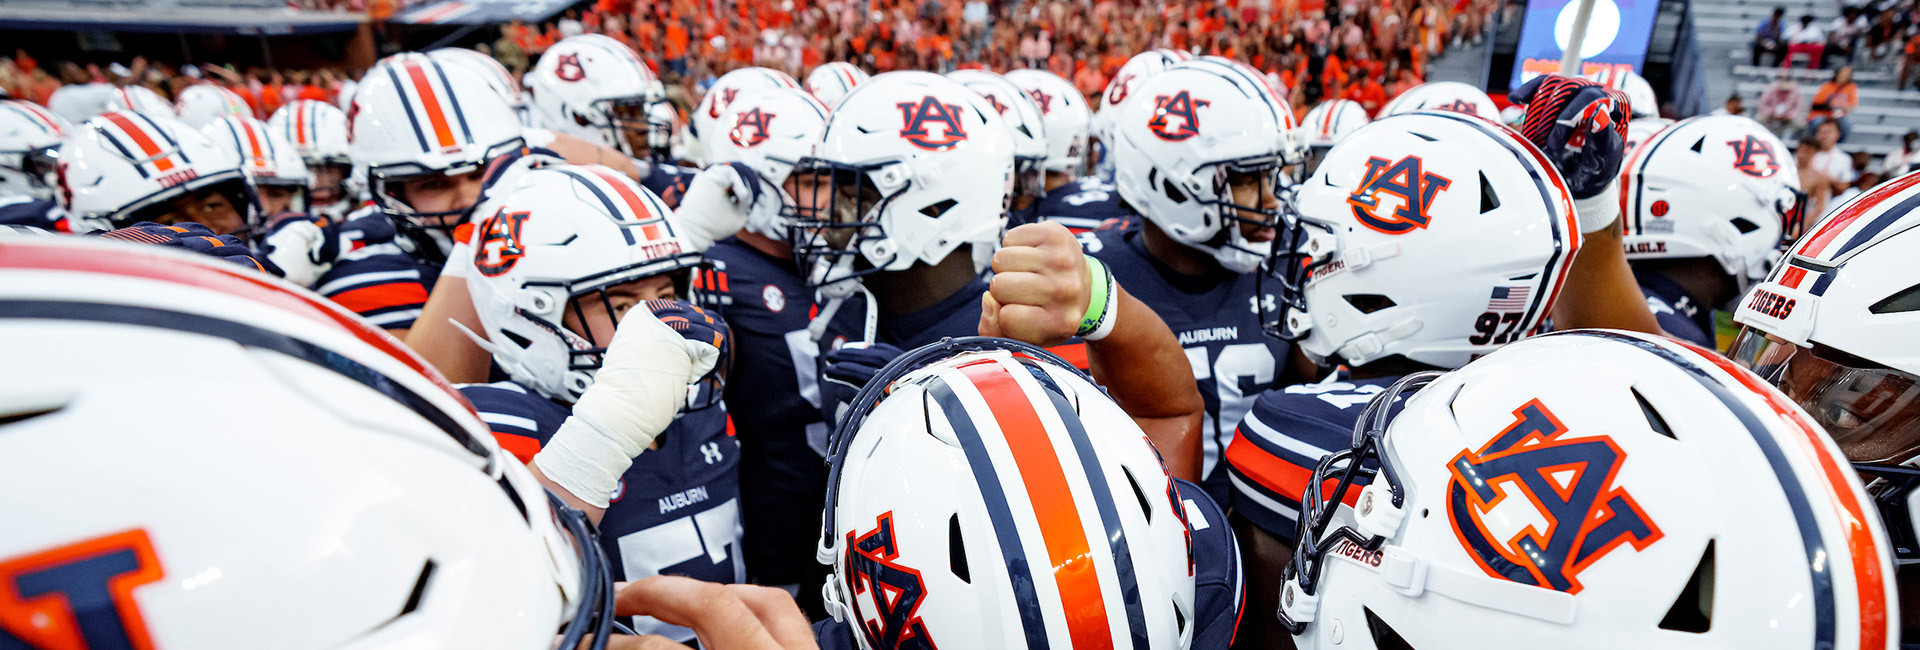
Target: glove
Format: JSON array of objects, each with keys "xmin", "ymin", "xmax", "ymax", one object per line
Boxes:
[
  {"xmin": 97, "ymin": 222, "xmax": 265, "ymax": 273},
  {"xmin": 818, "ymin": 342, "xmax": 906, "ymax": 428},
  {"xmin": 1509, "ymin": 74, "xmax": 1632, "ymax": 233},
  {"xmin": 673, "ymin": 163, "xmax": 759, "ymax": 252},
  {"xmin": 256, "ymin": 213, "xmax": 339, "ymax": 287},
  {"xmin": 534, "ymin": 301, "xmax": 702, "ymax": 508},
  {"xmin": 646, "ymin": 298, "xmax": 732, "ymax": 410}
]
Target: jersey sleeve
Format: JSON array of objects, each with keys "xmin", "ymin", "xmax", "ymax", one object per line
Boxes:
[
  {"xmin": 1224, "ymin": 381, "xmax": 1385, "ymax": 545},
  {"xmin": 457, "ymin": 381, "xmax": 568, "ymax": 463},
  {"xmin": 1176, "ymin": 478, "xmax": 1244, "ymax": 650},
  {"xmin": 1645, "ymin": 294, "xmax": 1715, "ymax": 349},
  {"xmin": 315, "ymin": 251, "xmax": 431, "ymax": 330}
]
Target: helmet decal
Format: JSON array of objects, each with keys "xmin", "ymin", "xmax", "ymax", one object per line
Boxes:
[
  {"xmin": 895, "ymin": 96, "xmax": 970, "ymax": 151},
  {"xmin": 1105, "ymin": 73, "xmax": 1135, "ymax": 105},
  {"xmin": 707, "ymin": 88, "xmax": 739, "ymax": 119},
  {"xmin": 1026, "ymin": 88, "xmax": 1053, "ymax": 114},
  {"xmin": 1346, "ymin": 155, "xmax": 1454, "ymax": 234},
  {"xmin": 1728, "ymin": 134, "xmax": 1783, "ymax": 178},
  {"xmin": 0, "ymin": 528, "xmax": 165, "ymax": 649},
  {"xmin": 978, "ymin": 91, "xmax": 1008, "ymax": 115},
  {"xmin": 473, "ymin": 208, "xmax": 530, "ymax": 277},
  {"xmin": 844, "ymin": 511, "xmax": 937, "ymax": 650},
  {"xmin": 728, "ymin": 107, "xmax": 777, "ymax": 148},
  {"xmin": 554, "ymin": 53, "xmax": 587, "ymax": 82},
  {"xmin": 1146, "ymin": 91, "xmax": 1209, "ymax": 142},
  {"xmin": 1436, "ymin": 98, "xmax": 1482, "ymax": 115}
]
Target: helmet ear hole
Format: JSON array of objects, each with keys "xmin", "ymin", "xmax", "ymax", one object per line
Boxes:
[
  {"xmin": 1657, "ymin": 540, "xmax": 1716, "ymax": 633},
  {"xmin": 1344, "ymin": 294, "xmax": 1397, "ymax": 314},
  {"xmin": 1730, "ymin": 218, "xmax": 1760, "ymax": 235},
  {"xmin": 1362, "ymin": 607, "xmax": 1417, "ymax": 650},
  {"xmin": 947, "ymin": 514, "xmax": 971, "ymax": 584}
]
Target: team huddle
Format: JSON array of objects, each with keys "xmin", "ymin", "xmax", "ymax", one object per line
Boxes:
[{"xmin": 0, "ymin": 34, "xmax": 1916, "ymax": 650}]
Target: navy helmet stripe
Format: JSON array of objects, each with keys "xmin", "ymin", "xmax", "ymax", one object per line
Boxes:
[
  {"xmin": 1425, "ymin": 111, "xmax": 1565, "ymax": 328},
  {"xmin": 1040, "ymin": 382, "xmax": 1149, "ymax": 650},
  {"xmin": 929, "ymin": 377, "xmax": 1052, "ymax": 650},
  {"xmin": 553, "ymin": 168, "xmax": 641, "ymax": 245},
  {"xmin": 383, "ymin": 62, "xmax": 433, "ymax": 153},
  {"xmin": 428, "ymin": 59, "xmax": 476, "ymax": 145},
  {"xmin": 90, "ymin": 123, "xmax": 150, "ymax": 180}
]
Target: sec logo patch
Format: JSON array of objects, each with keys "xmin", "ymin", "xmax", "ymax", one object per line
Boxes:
[{"xmin": 763, "ymin": 284, "xmax": 787, "ymax": 313}]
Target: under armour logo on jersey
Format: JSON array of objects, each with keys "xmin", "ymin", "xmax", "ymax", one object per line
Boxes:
[
  {"xmin": 1026, "ymin": 88, "xmax": 1054, "ymax": 114},
  {"xmin": 1147, "ymin": 91, "xmax": 1210, "ymax": 141},
  {"xmin": 1446, "ymin": 399, "xmax": 1662, "ymax": 594},
  {"xmin": 554, "ymin": 53, "xmax": 587, "ymax": 82},
  {"xmin": 701, "ymin": 441, "xmax": 724, "ymax": 464},
  {"xmin": 896, "ymin": 97, "xmax": 969, "ymax": 151},
  {"xmin": 474, "ymin": 208, "xmax": 530, "ymax": 277},
  {"xmin": 708, "ymin": 88, "xmax": 740, "ymax": 119},
  {"xmin": 1347, "ymin": 155, "xmax": 1452, "ymax": 234},
  {"xmin": 845, "ymin": 512, "xmax": 936, "ymax": 650},
  {"xmin": 728, "ymin": 108, "xmax": 777, "ymax": 148},
  {"xmin": 1728, "ymin": 135, "xmax": 1782, "ymax": 178}
]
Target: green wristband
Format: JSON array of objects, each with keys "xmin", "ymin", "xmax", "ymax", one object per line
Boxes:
[{"xmin": 1077, "ymin": 255, "xmax": 1115, "ymax": 339}]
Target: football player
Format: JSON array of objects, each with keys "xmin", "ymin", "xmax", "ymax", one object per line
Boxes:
[
  {"xmin": 1278, "ymin": 330, "xmax": 1898, "ymax": 649},
  {"xmin": 0, "ymin": 98, "xmax": 73, "ymax": 232},
  {"xmin": 1098, "ymin": 57, "xmax": 1304, "ymax": 501},
  {"xmin": 1090, "ymin": 49, "xmax": 1192, "ymax": 182},
  {"xmin": 1620, "ymin": 114, "xmax": 1805, "ymax": 348},
  {"xmin": 103, "ymin": 85, "xmax": 177, "ymax": 118},
  {"xmin": 267, "ymin": 99, "xmax": 356, "ymax": 219},
  {"xmin": 1005, "ymin": 68, "xmax": 1132, "ymax": 233},
  {"xmin": 526, "ymin": 34, "xmax": 700, "ymax": 206},
  {"xmin": 688, "ymin": 67, "xmax": 805, "ymax": 166},
  {"xmin": 1296, "ymin": 98, "xmax": 1369, "ymax": 179},
  {"xmin": 173, "ymin": 83, "xmax": 251, "ymax": 129},
  {"xmin": 948, "ymin": 69, "xmax": 1050, "ymax": 220},
  {"xmin": 57, "ymin": 110, "xmax": 259, "ymax": 238},
  {"xmin": 202, "ymin": 114, "xmax": 311, "ymax": 217},
  {"xmin": 805, "ymin": 61, "xmax": 869, "ymax": 110},
  {"xmin": 1376, "ymin": 81, "xmax": 1502, "ymax": 121},
  {"xmin": 814, "ymin": 339, "xmax": 1243, "ymax": 649}
]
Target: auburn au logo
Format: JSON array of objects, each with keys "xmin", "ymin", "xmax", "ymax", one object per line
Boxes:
[
  {"xmin": 1728, "ymin": 135, "xmax": 1782, "ymax": 178},
  {"xmin": 1347, "ymin": 155, "xmax": 1453, "ymax": 234},
  {"xmin": 1106, "ymin": 74, "xmax": 1136, "ymax": 105},
  {"xmin": 1446, "ymin": 399, "xmax": 1663, "ymax": 594},
  {"xmin": 845, "ymin": 512, "xmax": 936, "ymax": 650},
  {"xmin": 554, "ymin": 53, "xmax": 587, "ymax": 82},
  {"xmin": 979, "ymin": 92, "xmax": 1008, "ymax": 115},
  {"xmin": 1434, "ymin": 98, "xmax": 1480, "ymax": 114},
  {"xmin": 707, "ymin": 88, "xmax": 740, "ymax": 119},
  {"xmin": 1147, "ymin": 91, "xmax": 1210, "ymax": 141},
  {"xmin": 474, "ymin": 208, "xmax": 530, "ymax": 277},
  {"xmin": 896, "ymin": 96, "xmax": 969, "ymax": 150},
  {"xmin": 729, "ymin": 107, "xmax": 777, "ymax": 148},
  {"xmin": 1026, "ymin": 88, "xmax": 1054, "ymax": 114}
]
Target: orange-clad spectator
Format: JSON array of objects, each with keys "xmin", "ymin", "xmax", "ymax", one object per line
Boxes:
[
  {"xmin": 1074, "ymin": 61, "xmax": 1106, "ymax": 96},
  {"xmin": 802, "ymin": 44, "xmax": 824, "ymax": 68},
  {"xmin": 1344, "ymin": 65, "xmax": 1388, "ymax": 114},
  {"xmin": 12, "ymin": 50, "xmax": 36, "ymax": 77},
  {"xmin": 665, "ymin": 18, "xmax": 690, "ymax": 75}
]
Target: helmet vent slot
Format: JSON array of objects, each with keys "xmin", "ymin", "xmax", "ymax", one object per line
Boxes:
[
  {"xmin": 1870, "ymin": 284, "xmax": 1920, "ymax": 314},
  {"xmin": 1362, "ymin": 607, "xmax": 1417, "ymax": 650},
  {"xmin": 948, "ymin": 514, "xmax": 971, "ymax": 584},
  {"xmin": 1631, "ymin": 387, "xmax": 1676, "ymax": 440},
  {"xmin": 497, "ymin": 475, "xmax": 531, "ymax": 523},
  {"xmin": 0, "ymin": 405, "xmax": 63, "ymax": 427},
  {"xmin": 919, "ymin": 199, "xmax": 959, "ymax": 219},
  {"xmin": 1344, "ymin": 294, "xmax": 1397, "ymax": 314},
  {"xmin": 503, "ymin": 330, "xmax": 534, "ymax": 350},
  {"xmin": 1162, "ymin": 179, "xmax": 1188, "ymax": 205},
  {"xmin": 1690, "ymin": 137, "xmax": 1706, "ymax": 153},
  {"xmin": 1730, "ymin": 218, "xmax": 1760, "ymax": 235},
  {"xmin": 1479, "ymin": 171, "xmax": 1501, "ymax": 214},
  {"xmin": 399, "ymin": 559, "xmax": 437, "ymax": 617},
  {"xmin": 1658, "ymin": 540, "xmax": 1715, "ymax": 633},
  {"xmin": 1408, "ymin": 131, "xmax": 1438, "ymax": 143},
  {"xmin": 1122, "ymin": 466, "xmax": 1154, "ymax": 524}
]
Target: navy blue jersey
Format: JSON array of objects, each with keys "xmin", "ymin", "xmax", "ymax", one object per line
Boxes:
[
  {"xmin": 809, "ymin": 478, "xmax": 1241, "ymax": 649},
  {"xmin": 1086, "ymin": 220, "xmax": 1293, "ymax": 503},
  {"xmin": 700, "ymin": 237, "xmax": 838, "ymax": 591},
  {"xmin": 877, "ymin": 272, "xmax": 990, "ymax": 349},
  {"xmin": 458, "ymin": 380, "xmax": 742, "ymax": 642},
  {"xmin": 1225, "ymin": 373, "xmax": 1404, "ymax": 545},
  {"xmin": 639, "ymin": 161, "xmax": 700, "ymax": 209},
  {"xmin": 0, "ymin": 196, "xmax": 69, "ymax": 232},
  {"xmin": 1034, "ymin": 176, "xmax": 1133, "ymax": 234},
  {"xmin": 311, "ymin": 208, "xmax": 440, "ymax": 330},
  {"xmin": 1635, "ymin": 269, "xmax": 1716, "ymax": 349}
]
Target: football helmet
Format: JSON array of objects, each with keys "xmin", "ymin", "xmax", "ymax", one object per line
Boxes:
[
  {"xmin": 1378, "ymin": 81, "xmax": 1501, "ymax": 122},
  {"xmin": 527, "ymin": 34, "xmax": 665, "ymax": 159},
  {"xmin": 1623, "ymin": 116, "xmax": 1674, "ymax": 157},
  {"xmin": 1004, "ymin": 68, "xmax": 1091, "ymax": 175},
  {"xmin": 1110, "ymin": 58, "xmax": 1299, "ymax": 273},
  {"xmin": 267, "ymin": 99, "xmax": 353, "ymax": 212},
  {"xmin": 819, "ymin": 338, "xmax": 1197, "ymax": 650},
  {"xmin": 690, "ymin": 67, "xmax": 802, "ymax": 165},
  {"xmin": 58, "ymin": 110, "xmax": 260, "ymax": 236},
  {"xmin": 204, "ymin": 114, "xmax": 311, "ymax": 214},
  {"xmin": 1268, "ymin": 111, "xmax": 1580, "ymax": 369},
  {"xmin": 0, "ymin": 99, "xmax": 70, "ymax": 200},
  {"xmin": 948, "ymin": 69, "xmax": 1049, "ymax": 204},
  {"xmin": 104, "ymin": 85, "xmax": 177, "ymax": 118},
  {"xmin": 428, "ymin": 47, "xmax": 534, "ymax": 127},
  {"xmin": 1092, "ymin": 48, "xmax": 1192, "ymax": 179},
  {"xmin": 1280, "ymin": 329, "xmax": 1898, "ymax": 650},
  {"xmin": 175, "ymin": 84, "xmax": 252, "ymax": 129},
  {"xmin": 0, "ymin": 233, "xmax": 617, "ymax": 649},
  {"xmin": 806, "ymin": 61, "xmax": 870, "ymax": 110},
  {"xmin": 351, "ymin": 53, "xmax": 525, "ymax": 244},
  {"xmin": 704, "ymin": 87, "xmax": 831, "ymax": 240},
  {"xmin": 1621, "ymin": 115, "xmax": 1804, "ymax": 294},
  {"xmin": 465, "ymin": 164, "xmax": 707, "ymax": 405},
  {"xmin": 787, "ymin": 71, "xmax": 1013, "ymax": 291},
  {"xmin": 1298, "ymin": 98, "xmax": 1370, "ymax": 177},
  {"xmin": 1584, "ymin": 65, "xmax": 1660, "ymax": 119}
]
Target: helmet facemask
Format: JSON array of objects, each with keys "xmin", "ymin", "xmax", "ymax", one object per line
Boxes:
[
  {"xmin": 369, "ymin": 136, "xmax": 525, "ymax": 257},
  {"xmin": 0, "ymin": 144, "xmax": 60, "ymax": 200},
  {"xmin": 1192, "ymin": 154, "xmax": 1290, "ymax": 274},
  {"xmin": 117, "ymin": 173, "xmax": 262, "ymax": 241},
  {"xmin": 600, "ymin": 95, "xmax": 661, "ymax": 160},
  {"xmin": 785, "ymin": 159, "xmax": 901, "ymax": 294},
  {"xmin": 305, "ymin": 157, "xmax": 353, "ymax": 210}
]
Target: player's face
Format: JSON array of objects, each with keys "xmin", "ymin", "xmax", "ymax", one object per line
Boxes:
[
  {"xmin": 154, "ymin": 188, "xmax": 244, "ymax": 235},
  {"xmin": 609, "ymin": 101, "xmax": 651, "ymax": 156},
  {"xmin": 311, "ymin": 164, "xmax": 349, "ymax": 206},
  {"xmin": 1227, "ymin": 169, "xmax": 1279, "ymax": 244},
  {"xmin": 397, "ymin": 168, "xmax": 487, "ymax": 226},
  {"xmin": 562, "ymin": 274, "xmax": 678, "ymax": 348},
  {"xmin": 257, "ymin": 185, "xmax": 298, "ymax": 216}
]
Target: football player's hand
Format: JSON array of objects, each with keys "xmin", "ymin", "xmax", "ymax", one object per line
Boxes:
[
  {"xmin": 1509, "ymin": 74, "xmax": 1631, "ymax": 233},
  {"xmin": 981, "ymin": 221, "xmax": 1092, "ymax": 347},
  {"xmin": 98, "ymin": 222, "xmax": 265, "ymax": 273},
  {"xmin": 674, "ymin": 163, "xmax": 758, "ymax": 252},
  {"xmin": 535, "ymin": 302, "xmax": 699, "ymax": 510},
  {"xmin": 256, "ymin": 214, "xmax": 338, "ymax": 287},
  {"xmin": 607, "ymin": 576, "xmax": 819, "ymax": 650},
  {"xmin": 546, "ymin": 131, "xmax": 643, "ymax": 180},
  {"xmin": 646, "ymin": 298, "xmax": 731, "ymax": 408},
  {"xmin": 819, "ymin": 341, "xmax": 906, "ymax": 427}
]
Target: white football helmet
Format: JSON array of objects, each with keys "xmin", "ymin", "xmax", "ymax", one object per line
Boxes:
[
  {"xmin": 1584, "ymin": 66, "xmax": 1660, "ymax": 118},
  {"xmin": 1092, "ymin": 49, "xmax": 1193, "ymax": 180},
  {"xmin": 1379, "ymin": 81, "xmax": 1501, "ymax": 122},
  {"xmin": 949, "ymin": 69, "xmax": 1048, "ymax": 203},
  {"xmin": 351, "ymin": 53, "xmax": 525, "ymax": 243},
  {"xmin": 0, "ymin": 233, "xmax": 618, "ymax": 649},
  {"xmin": 267, "ymin": 99, "xmax": 354, "ymax": 212},
  {"xmin": 174, "ymin": 84, "xmax": 252, "ymax": 129},
  {"xmin": 1299, "ymin": 98, "xmax": 1370, "ymax": 177},
  {"xmin": 705, "ymin": 87, "xmax": 831, "ymax": 240},
  {"xmin": 806, "ymin": 61, "xmax": 870, "ymax": 110},
  {"xmin": 204, "ymin": 114, "xmax": 311, "ymax": 214},
  {"xmin": 1280, "ymin": 330, "xmax": 1898, "ymax": 650},
  {"xmin": 1623, "ymin": 116, "xmax": 1674, "ymax": 157},
  {"xmin": 527, "ymin": 34, "xmax": 665, "ymax": 159},
  {"xmin": 58, "ymin": 110, "xmax": 259, "ymax": 236},
  {"xmin": 1271, "ymin": 112, "xmax": 1580, "ymax": 369},
  {"xmin": 1004, "ymin": 69, "xmax": 1091, "ymax": 175},
  {"xmin": 104, "ymin": 85, "xmax": 177, "ymax": 118},
  {"xmin": 465, "ymin": 165, "xmax": 706, "ymax": 404},
  {"xmin": 691, "ymin": 67, "xmax": 802, "ymax": 165},
  {"xmin": 819, "ymin": 338, "xmax": 1196, "ymax": 650},
  {"xmin": 1621, "ymin": 115, "xmax": 1804, "ymax": 293},
  {"xmin": 1111, "ymin": 58, "xmax": 1298, "ymax": 273},
  {"xmin": 788, "ymin": 71, "xmax": 1013, "ymax": 290},
  {"xmin": 0, "ymin": 99, "xmax": 71, "ymax": 200},
  {"xmin": 428, "ymin": 47, "xmax": 535, "ymax": 127}
]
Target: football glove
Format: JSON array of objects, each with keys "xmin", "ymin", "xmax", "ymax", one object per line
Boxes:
[
  {"xmin": 819, "ymin": 341, "xmax": 907, "ymax": 428},
  {"xmin": 1509, "ymin": 74, "xmax": 1632, "ymax": 233},
  {"xmin": 256, "ymin": 213, "xmax": 340, "ymax": 287},
  {"xmin": 97, "ymin": 222, "xmax": 265, "ymax": 273},
  {"xmin": 673, "ymin": 163, "xmax": 759, "ymax": 252},
  {"xmin": 646, "ymin": 298, "xmax": 732, "ymax": 411}
]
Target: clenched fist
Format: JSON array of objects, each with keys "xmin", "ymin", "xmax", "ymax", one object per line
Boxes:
[{"xmin": 980, "ymin": 221, "xmax": 1091, "ymax": 346}]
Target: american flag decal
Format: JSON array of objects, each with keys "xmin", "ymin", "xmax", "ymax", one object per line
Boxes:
[{"xmin": 1487, "ymin": 286, "xmax": 1531, "ymax": 311}]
